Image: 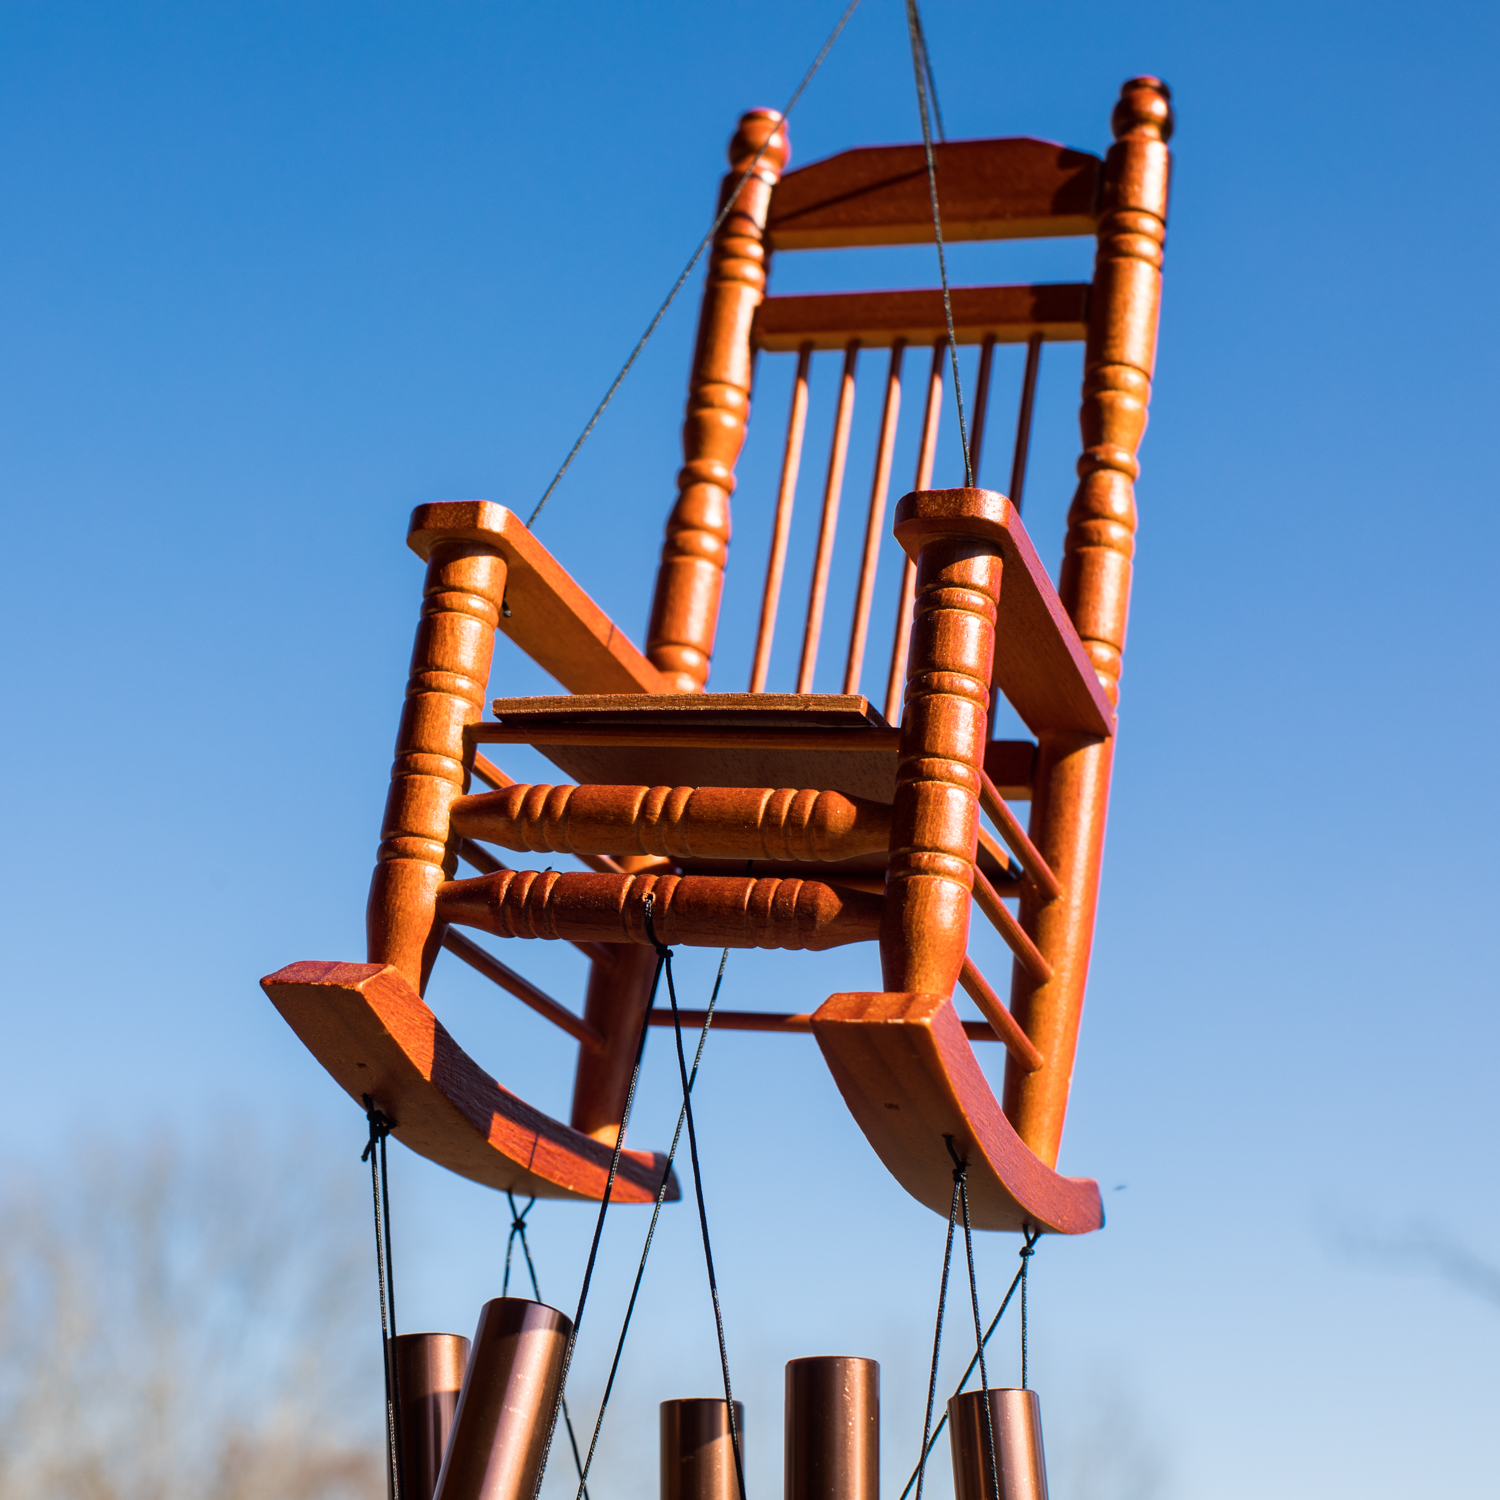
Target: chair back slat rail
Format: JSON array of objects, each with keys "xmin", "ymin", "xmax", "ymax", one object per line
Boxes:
[
  {"xmin": 749, "ymin": 343, "xmax": 813, "ymax": 692},
  {"xmin": 796, "ymin": 340, "xmax": 860, "ymax": 692},
  {"xmin": 883, "ymin": 341, "xmax": 945, "ymax": 721},
  {"xmin": 843, "ymin": 342, "xmax": 905, "ymax": 693},
  {"xmin": 1008, "ymin": 332, "xmax": 1044, "ymax": 511},
  {"xmin": 966, "ymin": 335, "xmax": 997, "ymax": 481}
]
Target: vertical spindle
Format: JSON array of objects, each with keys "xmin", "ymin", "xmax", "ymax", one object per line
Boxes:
[
  {"xmin": 1008, "ymin": 333, "xmax": 1043, "ymax": 513},
  {"xmin": 966, "ymin": 335, "xmax": 997, "ymax": 484}
]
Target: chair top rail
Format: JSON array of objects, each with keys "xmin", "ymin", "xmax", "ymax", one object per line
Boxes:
[
  {"xmin": 754, "ymin": 283, "xmax": 1090, "ymax": 351},
  {"xmin": 767, "ymin": 136, "xmax": 1101, "ymax": 251}
]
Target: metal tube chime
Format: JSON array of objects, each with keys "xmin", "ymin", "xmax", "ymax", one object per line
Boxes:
[
  {"xmin": 661, "ymin": 1399, "xmax": 746, "ymax": 1500},
  {"xmin": 433, "ymin": 1298, "xmax": 572, "ymax": 1500},
  {"xmin": 394, "ymin": 1333, "xmax": 472, "ymax": 1500},
  {"xmin": 784, "ymin": 1357, "xmax": 879, "ymax": 1500},
  {"xmin": 947, "ymin": 1389, "xmax": 1050, "ymax": 1500}
]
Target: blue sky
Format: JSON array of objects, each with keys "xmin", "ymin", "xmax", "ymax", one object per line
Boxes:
[{"xmin": 2, "ymin": 2, "xmax": 1498, "ymax": 1497}]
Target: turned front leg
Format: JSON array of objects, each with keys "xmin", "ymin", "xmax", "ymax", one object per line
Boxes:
[
  {"xmin": 882, "ymin": 496, "xmax": 1004, "ymax": 997},
  {"xmin": 368, "ymin": 538, "xmax": 507, "ymax": 991}
]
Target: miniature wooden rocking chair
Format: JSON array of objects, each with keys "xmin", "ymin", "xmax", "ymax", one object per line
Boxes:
[{"xmin": 264, "ymin": 77, "xmax": 1174, "ymax": 1236}]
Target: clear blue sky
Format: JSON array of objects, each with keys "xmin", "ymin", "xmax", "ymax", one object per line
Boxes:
[{"xmin": 2, "ymin": 2, "xmax": 1498, "ymax": 1497}]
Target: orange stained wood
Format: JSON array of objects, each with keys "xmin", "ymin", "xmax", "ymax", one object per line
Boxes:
[
  {"xmin": 644, "ymin": 1007, "xmax": 1013, "ymax": 1046},
  {"xmin": 754, "ymin": 284, "xmax": 1089, "ymax": 352},
  {"xmin": 766, "ymin": 137, "xmax": 1102, "ymax": 249},
  {"xmin": 261, "ymin": 961, "xmax": 676, "ymax": 1203}
]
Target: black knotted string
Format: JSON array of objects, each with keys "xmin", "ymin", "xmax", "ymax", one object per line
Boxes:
[{"xmin": 362, "ymin": 1097, "xmax": 404, "ymax": 1500}]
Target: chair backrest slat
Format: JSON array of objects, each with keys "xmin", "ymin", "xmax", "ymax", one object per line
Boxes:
[
  {"xmin": 748, "ymin": 341, "xmax": 812, "ymax": 693},
  {"xmin": 795, "ymin": 340, "xmax": 860, "ymax": 693},
  {"xmin": 1008, "ymin": 332, "xmax": 1043, "ymax": 512},
  {"xmin": 966, "ymin": 334, "xmax": 998, "ymax": 482},
  {"xmin": 843, "ymin": 341, "xmax": 905, "ymax": 694}
]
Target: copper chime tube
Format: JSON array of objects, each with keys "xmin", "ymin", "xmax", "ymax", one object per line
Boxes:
[
  {"xmin": 432, "ymin": 1298, "xmax": 572, "ymax": 1500},
  {"xmin": 947, "ymin": 1389, "xmax": 1049, "ymax": 1500},
  {"xmin": 661, "ymin": 1398, "xmax": 746, "ymax": 1500},
  {"xmin": 785, "ymin": 1356, "xmax": 879, "ymax": 1500},
  {"xmin": 394, "ymin": 1333, "xmax": 472, "ymax": 1500}
]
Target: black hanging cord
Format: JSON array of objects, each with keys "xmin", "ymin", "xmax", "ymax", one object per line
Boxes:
[
  {"xmin": 913, "ymin": 1169, "xmax": 961, "ymax": 1500},
  {"xmin": 896, "ymin": 1224, "xmax": 1042, "ymax": 1500},
  {"xmin": 908, "ymin": 0, "xmax": 946, "ymax": 141},
  {"xmin": 902, "ymin": 0, "xmax": 971, "ymax": 486},
  {"xmin": 503, "ymin": 1193, "xmax": 592, "ymax": 1500},
  {"xmin": 527, "ymin": 0, "xmax": 864, "ymax": 529},
  {"xmin": 647, "ymin": 901, "xmax": 748, "ymax": 1500},
  {"xmin": 1020, "ymin": 1222, "xmax": 1036, "ymax": 1389},
  {"xmin": 529, "ymin": 948, "xmax": 661, "ymax": 1500},
  {"xmin": 947, "ymin": 1141, "xmax": 1001, "ymax": 1500},
  {"xmin": 362, "ymin": 1097, "xmax": 405, "ymax": 1500},
  {"xmin": 571, "ymin": 944, "xmax": 731, "ymax": 1500}
]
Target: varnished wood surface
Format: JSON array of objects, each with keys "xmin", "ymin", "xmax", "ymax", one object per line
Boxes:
[
  {"xmin": 489, "ymin": 692, "xmax": 889, "ymax": 728},
  {"xmin": 977, "ymin": 769, "xmax": 1060, "ymax": 898},
  {"xmin": 438, "ymin": 870, "xmax": 883, "ymax": 951},
  {"xmin": 645, "ymin": 1007, "xmax": 1009, "ymax": 1044},
  {"xmin": 262, "ymin": 961, "xmax": 676, "ymax": 1203},
  {"xmin": 957, "ymin": 958, "xmax": 1043, "ymax": 1071},
  {"xmin": 754, "ymin": 284, "xmax": 1089, "ymax": 352},
  {"xmin": 811, "ymin": 991, "xmax": 1102, "ymax": 1233},
  {"xmin": 893, "ymin": 488, "xmax": 1115, "ymax": 737},
  {"xmin": 409, "ymin": 502, "xmax": 666, "ymax": 696},
  {"xmin": 767, "ymin": 137, "xmax": 1101, "ymax": 250}
]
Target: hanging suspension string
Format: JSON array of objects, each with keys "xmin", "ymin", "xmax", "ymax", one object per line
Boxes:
[
  {"xmin": 947, "ymin": 1141, "xmax": 1001, "ymax": 1500},
  {"xmin": 902, "ymin": 0, "xmax": 971, "ymax": 487},
  {"xmin": 912, "ymin": 1168, "xmax": 961, "ymax": 1500},
  {"xmin": 896, "ymin": 1224, "xmax": 1042, "ymax": 1500},
  {"xmin": 363, "ymin": 1097, "xmax": 405, "ymax": 1500},
  {"xmin": 571, "ymin": 944, "xmax": 732, "ymax": 1500},
  {"xmin": 908, "ymin": 0, "xmax": 946, "ymax": 141},
  {"xmin": 646, "ymin": 902, "xmax": 748, "ymax": 1500},
  {"xmin": 1020, "ymin": 1222, "xmax": 1036, "ymax": 1389},
  {"xmin": 503, "ymin": 1192, "xmax": 592, "ymax": 1500},
  {"xmin": 529, "ymin": 944, "xmax": 664, "ymax": 1500},
  {"xmin": 527, "ymin": 0, "xmax": 864, "ymax": 530}
]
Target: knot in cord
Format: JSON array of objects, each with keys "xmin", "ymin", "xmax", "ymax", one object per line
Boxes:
[
  {"xmin": 361, "ymin": 1094, "xmax": 395, "ymax": 1161},
  {"xmin": 943, "ymin": 1134, "xmax": 968, "ymax": 1185},
  {"xmin": 642, "ymin": 892, "xmax": 672, "ymax": 960}
]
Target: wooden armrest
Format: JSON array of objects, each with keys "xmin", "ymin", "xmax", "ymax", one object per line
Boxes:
[
  {"xmin": 894, "ymin": 489, "xmax": 1116, "ymax": 736},
  {"xmin": 407, "ymin": 501, "xmax": 668, "ymax": 696}
]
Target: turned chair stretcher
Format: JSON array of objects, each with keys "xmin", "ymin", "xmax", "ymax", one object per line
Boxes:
[{"xmin": 264, "ymin": 77, "xmax": 1171, "ymax": 1233}]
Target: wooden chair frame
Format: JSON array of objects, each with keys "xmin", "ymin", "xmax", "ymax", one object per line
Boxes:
[{"xmin": 264, "ymin": 78, "xmax": 1174, "ymax": 1234}]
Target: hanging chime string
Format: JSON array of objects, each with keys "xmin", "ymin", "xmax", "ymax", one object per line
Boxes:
[
  {"xmin": 908, "ymin": 0, "xmax": 946, "ymax": 141},
  {"xmin": 895, "ymin": 1224, "xmax": 1042, "ymax": 1500},
  {"xmin": 647, "ymin": 901, "xmax": 748, "ymax": 1500},
  {"xmin": 913, "ymin": 1170, "xmax": 961, "ymax": 1500},
  {"xmin": 362, "ymin": 1098, "xmax": 405, "ymax": 1500},
  {"xmin": 529, "ymin": 947, "xmax": 664, "ymax": 1500},
  {"xmin": 503, "ymin": 1193, "xmax": 592, "ymax": 1500},
  {"xmin": 571, "ymin": 944, "xmax": 732, "ymax": 1500},
  {"xmin": 1021, "ymin": 1219, "xmax": 1034, "ymax": 1389},
  {"xmin": 948, "ymin": 1142, "xmax": 1002, "ymax": 1500},
  {"xmin": 526, "ymin": 0, "xmax": 863, "ymax": 529},
  {"xmin": 902, "ymin": 0, "xmax": 971, "ymax": 486}
]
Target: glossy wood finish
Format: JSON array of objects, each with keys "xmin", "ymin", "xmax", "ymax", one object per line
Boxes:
[
  {"xmin": 754, "ymin": 285, "xmax": 1089, "ymax": 352},
  {"xmin": 645, "ymin": 1008, "xmax": 1011, "ymax": 1045},
  {"xmin": 1005, "ymin": 78, "xmax": 1172, "ymax": 1166},
  {"xmin": 957, "ymin": 959, "xmax": 1043, "ymax": 1071},
  {"xmin": 647, "ymin": 110, "xmax": 791, "ymax": 692},
  {"xmin": 767, "ymin": 138, "xmax": 1101, "ymax": 249},
  {"xmin": 1008, "ymin": 333, "xmax": 1044, "ymax": 511},
  {"xmin": 261, "ymin": 961, "xmax": 676, "ymax": 1202},
  {"xmin": 438, "ymin": 870, "xmax": 883, "ymax": 951},
  {"xmin": 811, "ymin": 991, "xmax": 1102, "ymax": 1233},
  {"xmin": 452, "ymin": 783, "xmax": 891, "ymax": 863}
]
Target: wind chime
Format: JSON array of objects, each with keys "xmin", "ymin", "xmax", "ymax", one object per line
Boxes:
[{"xmin": 261, "ymin": 1, "xmax": 1173, "ymax": 1495}]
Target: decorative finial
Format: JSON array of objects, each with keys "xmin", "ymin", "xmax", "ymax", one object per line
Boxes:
[
  {"xmin": 1111, "ymin": 76, "xmax": 1173, "ymax": 143},
  {"xmin": 730, "ymin": 108, "xmax": 791, "ymax": 178}
]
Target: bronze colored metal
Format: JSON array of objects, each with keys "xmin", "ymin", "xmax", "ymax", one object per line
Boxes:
[
  {"xmin": 948, "ymin": 1389, "xmax": 1049, "ymax": 1500},
  {"xmin": 393, "ymin": 1333, "xmax": 472, "ymax": 1500},
  {"xmin": 661, "ymin": 1398, "xmax": 746, "ymax": 1500},
  {"xmin": 433, "ymin": 1298, "xmax": 572, "ymax": 1500},
  {"xmin": 784, "ymin": 1356, "xmax": 879, "ymax": 1500}
]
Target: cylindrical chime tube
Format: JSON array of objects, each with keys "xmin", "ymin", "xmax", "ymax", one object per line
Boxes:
[
  {"xmin": 393, "ymin": 1333, "xmax": 472, "ymax": 1500},
  {"xmin": 661, "ymin": 1398, "xmax": 746, "ymax": 1500},
  {"xmin": 785, "ymin": 1357, "xmax": 879, "ymax": 1500},
  {"xmin": 433, "ymin": 1298, "xmax": 572, "ymax": 1500},
  {"xmin": 948, "ymin": 1389, "xmax": 1049, "ymax": 1500}
]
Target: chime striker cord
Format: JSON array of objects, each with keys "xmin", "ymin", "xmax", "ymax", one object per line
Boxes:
[
  {"xmin": 526, "ymin": 0, "xmax": 863, "ymax": 529},
  {"xmin": 903, "ymin": 0, "xmax": 972, "ymax": 487},
  {"xmin": 503, "ymin": 1193, "xmax": 591, "ymax": 1500},
  {"xmin": 897, "ymin": 1224, "xmax": 1042, "ymax": 1500},
  {"xmin": 363, "ymin": 1098, "xmax": 405, "ymax": 1500},
  {"xmin": 570, "ymin": 943, "xmax": 732, "ymax": 1500}
]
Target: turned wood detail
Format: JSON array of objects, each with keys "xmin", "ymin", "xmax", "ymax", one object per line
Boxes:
[
  {"xmin": 882, "ymin": 489, "xmax": 1007, "ymax": 998},
  {"xmin": 368, "ymin": 539, "xmax": 507, "ymax": 991},
  {"xmin": 646, "ymin": 109, "xmax": 791, "ymax": 692},
  {"xmin": 1006, "ymin": 78, "xmax": 1173, "ymax": 1167},
  {"xmin": 436, "ymin": 870, "xmax": 881, "ymax": 951},
  {"xmin": 450, "ymin": 783, "xmax": 889, "ymax": 862}
]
